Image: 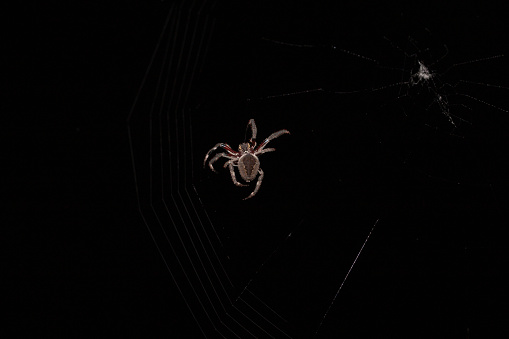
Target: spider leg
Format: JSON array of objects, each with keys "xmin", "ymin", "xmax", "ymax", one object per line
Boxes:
[
  {"xmin": 254, "ymin": 147, "xmax": 276, "ymax": 156},
  {"xmin": 208, "ymin": 152, "xmax": 237, "ymax": 173},
  {"xmin": 203, "ymin": 143, "xmax": 238, "ymax": 167},
  {"xmin": 225, "ymin": 160, "xmax": 247, "ymax": 187},
  {"xmin": 255, "ymin": 129, "xmax": 290, "ymax": 152},
  {"xmin": 247, "ymin": 119, "xmax": 257, "ymax": 143},
  {"xmin": 243, "ymin": 168, "xmax": 264, "ymax": 200}
]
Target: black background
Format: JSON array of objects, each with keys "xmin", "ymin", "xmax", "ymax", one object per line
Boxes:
[{"xmin": 7, "ymin": 0, "xmax": 509, "ymax": 338}]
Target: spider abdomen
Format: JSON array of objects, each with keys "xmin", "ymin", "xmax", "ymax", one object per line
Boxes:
[{"xmin": 238, "ymin": 153, "xmax": 260, "ymax": 182}]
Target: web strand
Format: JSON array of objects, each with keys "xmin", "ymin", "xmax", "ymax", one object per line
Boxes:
[{"xmin": 313, "ymin": 219, "xmax": 380, "ymax": 338}]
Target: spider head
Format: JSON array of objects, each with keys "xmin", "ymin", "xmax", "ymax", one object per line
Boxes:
[{"xmin": 239, "ymin": 142, "xmax": 254, "ymax": 153}]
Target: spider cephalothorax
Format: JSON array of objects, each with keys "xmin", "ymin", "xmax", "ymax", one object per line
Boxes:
[{"xmin": 203, "ymin": 119, "xmax": 290, "ymax": 200}]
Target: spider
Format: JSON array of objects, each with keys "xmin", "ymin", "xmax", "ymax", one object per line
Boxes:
[{"xmin": 203, "ymin": 119, "xmax": 290, "ymax": 200}]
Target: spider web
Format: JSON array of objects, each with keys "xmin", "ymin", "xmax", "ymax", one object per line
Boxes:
[
  {"xmin": 258, "ymin": 21, "xmax": 509, "ymax": 188},
  {"xmin": 128, "ymin": 1, "xmax": 509, "ymax": 338},
  {"xmin": 128, "ymin": 1, "xmax": 293, "ymax": 337}
]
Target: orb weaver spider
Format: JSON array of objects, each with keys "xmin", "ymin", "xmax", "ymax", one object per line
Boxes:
[{"xmin": 203, "ymin": 119, "xmax": 290, "ymax": 200}]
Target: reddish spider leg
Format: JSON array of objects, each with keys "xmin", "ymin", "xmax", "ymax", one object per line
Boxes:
[{"xmin": 203, "ymin": 143, "xmax": 238, "ymax": 170}]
